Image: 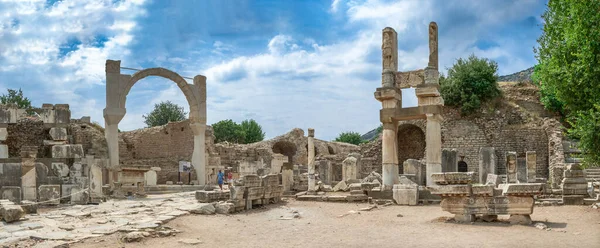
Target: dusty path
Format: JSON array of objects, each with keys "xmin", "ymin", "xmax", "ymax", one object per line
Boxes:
[{"xmin": 70, "ymin": 199, "xmax": 600, "ymax": 248}]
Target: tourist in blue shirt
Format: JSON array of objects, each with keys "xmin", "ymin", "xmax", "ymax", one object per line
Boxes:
[{"xmin": 217, "ymin": 169, "xmax": 224, "ymax": 190}]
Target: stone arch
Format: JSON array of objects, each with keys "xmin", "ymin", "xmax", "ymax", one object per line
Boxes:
[
  {"xmin": 397, "ymin": 124, "xmax": 426, "ymax": 173},
  {"xmin": 119, "ymin": 67, "xmax": 201, "ymax": 122},
  {"xmin": 272, "ymin": 141, "xmax": 297, "ymax": 170},
  {"xmin": 103, "ymin": 60, "xmax": 207, "ymax": 185}
]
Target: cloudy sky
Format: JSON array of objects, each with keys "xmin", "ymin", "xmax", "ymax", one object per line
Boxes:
[{"xmin": 0, "ymin": 0, "xmax": 547, "ymax": 140}]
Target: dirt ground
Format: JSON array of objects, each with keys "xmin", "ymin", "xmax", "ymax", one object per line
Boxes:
[{"xmin": 69, "ymin": 199, "xmax": 600, "ymax": 248}]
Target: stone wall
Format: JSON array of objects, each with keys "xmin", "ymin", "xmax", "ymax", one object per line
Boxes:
[
  {"xmin": 117, "ymin": 122, "xmax": 360, "ymax": 184},
  {"xmin": 4, "ymin": 120, "xmax": 47, "ymax": 158}
]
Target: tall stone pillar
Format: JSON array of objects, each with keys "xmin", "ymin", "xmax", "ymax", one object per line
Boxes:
[
  {"xmin": 381, "ymin": 121, "xmax": 399, "ymax": 189},
  {"xmin": 478, "ymin": 147, "xmax": 497, "ymax": 184},
  {"xmin": 103, "ymin": 108, "xmax": 125, "ymax": 183},
  {"xmin": 192, "ymin": 75, "xmax": 208, "ymax": 185},
  {"xmin": 425, "ymin": 114, "xmax": 443, "ymax": 186},
  {"xmin": 104, "ymin": 60, "xmax": 125, "ymax": 184},
  {"xmin": 307, "ymin": 128, "xmax": 316, "ymax": 193},
  {"xmin": 190, "ymin": 122, "xmax": 206, "ymax": 185},
  {"xmin": 381, "ymin": 27, "xmax": 398, "ymax": 87},
  {"xmin": 506, "ymin": 152, "xmax": 517, "ymax": 183}
]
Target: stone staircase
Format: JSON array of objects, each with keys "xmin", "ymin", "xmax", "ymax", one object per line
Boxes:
[{"xmin": 584, "ymin": 168, "xmax": 600, "ymax": 183}]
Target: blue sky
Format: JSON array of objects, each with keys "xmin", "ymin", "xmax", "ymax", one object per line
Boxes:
[{"xmin": 0, "ymin": 0, "xmax": 547, "ymax": 141}]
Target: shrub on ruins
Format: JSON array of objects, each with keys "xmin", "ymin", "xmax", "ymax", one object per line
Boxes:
[
  {"xmin": 440, "ymin": 54, "xmax": 500, "ymax": 115},
  {"xmin": 1, "ymin": 88, "xmax": 33, "ymax": 114},
  {"xmin": 240, "ymin": 119, "xmax": 265, "ymax": 143},
  {"xmin": 334, "ymin": 131, "xmax": 363, "ymax": 145},
  {"xmin": 534, "ymin": 0, "xmax": 600, "ymax": 166},
  {"xmin": 142, "ymin": 101, "xmax": 187, "ymax": 127},
  {"xmin": 212, "ymin": 119, "xmax": 245, "ymax": 144}
]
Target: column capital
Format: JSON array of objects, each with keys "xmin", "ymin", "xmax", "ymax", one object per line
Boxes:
[
  {"xmin": 374, "ymin": 87, "xmax": 401, "ymax": 102},
  {"xmin": 103, "ymin": 107, "xmax": 126, "ymax": 125},
  {"xmin": 426, "ymin": 113, "xmax": 443, "ymax": 122},
  {"xmin": 190, "ymin": 122, "xmax": 206, "ymax": 136},
  {"xmin": 308, "ymin": 128, "xmax": 315, "ymax": 137}
]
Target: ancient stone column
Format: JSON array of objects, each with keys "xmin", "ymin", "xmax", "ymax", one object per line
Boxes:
[
  {"xmin": 526, "ymin": 151, "xmax": 536, "ymax": 182},
  {"xmin": 424, "ymin": 22, "xmax": 440, "ymax": 85},
  {"xmin": 190, "ymin": 122, "xmax": 206, "ymax": 185},
  {"xmin": 425, "ymin": 114, "xmax": 443, "ymax": 186},
  {"xmin": 382, "ymin": 121, "xmax": 399, "ymax": 189},
  {"xmin": 104, "ymin": 60, "xmax": 126, "ymax": 184},
  {"xmin": 381, "ymin": 27, "xmax": 398, "ymax": 88},
  {"xmin": 307, "ymin": 128, "xmax": 316, "ymax": 193}
]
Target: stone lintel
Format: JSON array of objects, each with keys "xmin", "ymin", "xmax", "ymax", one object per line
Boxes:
[
  {"xmin": 380, "ymin": 105, "xmax": 443, "ymax": 122},
  {"xmin": 374, "ymin": 87, "xmax": 401, "ymax": 102}
]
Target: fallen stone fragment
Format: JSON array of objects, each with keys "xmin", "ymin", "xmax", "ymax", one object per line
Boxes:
[
  {"xmin": 1, "ymin": 204, "xmax": 25, "ymax": 223},
  {"xmin": 215, "ymin": 202, "xmax": 235, "ymax": 214},
  {"xmin": 332, "ymin": 181, "xmax": 348, "ymax": 192},
  {"xmin": 122, "ymin": 231, "xmax": 149, "ymax": 243},
  {"xmin": 359, "ymin": 205, "xmax": 377, "ymax": 211},
  {"xmin": 58, "ymin": 225, "xmax": 75, "ymax": 231},
  {"xmin": 509, "ymin": 214, "xmax": 532, "ymax": 225},
  {"xmin": 20, "ymin": 200, "xmax": 38, "ymax": 214},
  {"xmin": 178, "ymin": 238, "xmax": 203, "ymax": 245},
  {"xmin": 535, "ymin": 222, "xmax": 548, "ymax": 230},
  {"xmin": 397, "ymin": 214, "xmax": 403, "ymax": 217},
  {"xmin": 337, "ymin": 210, "xmax": 358, "ymax": 218}
]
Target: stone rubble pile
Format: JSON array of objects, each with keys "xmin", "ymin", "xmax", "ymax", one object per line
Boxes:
[{"xmin": 429, "ymin": 172, "xmax": 543, "ymax": 224}]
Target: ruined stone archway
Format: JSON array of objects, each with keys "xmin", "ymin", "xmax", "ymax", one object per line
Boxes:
[
  {"xmin": 272, "ymin": 141, "xmax": 297, "ymax": 170},
  {"xmin": 397, "ymin": 124, "xmax": 426, "ymax": 174},
  {"xmin": 103, "ymin": 60, "xmax": 207, "ymax": 184}
]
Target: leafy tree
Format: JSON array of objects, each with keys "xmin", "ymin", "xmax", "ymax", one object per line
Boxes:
[
  {"xmin": 1, "ymin": 88, "xmax": 32, "ymax": 111},
  {"xmin": 240, "ymin": 119, "xmax": 265, "ymax": 143},
  {"xmin": 334, "ymin": 131, "xmax": 363, "ymax": 145},
  {"xmin": 535, "ymin": 0, "xmax": 600, "ymax": 166},
  {"xmin": 212, "ymin": 119, "xmax": 245, "ymax": 143},
  {"xmin": 531, "ymin": 65, "xmax": 564, "ymax": 115},
  {"xmin": 142, "ymin": 101, "xmax": 187, "ymax": 127},
  {"xmin": 440, "ymin": 54, "xmax": 501, "ymax": 115},
  {"xmin": 568, "ymin": 105, "xmax": 600, "ymax": 166}
]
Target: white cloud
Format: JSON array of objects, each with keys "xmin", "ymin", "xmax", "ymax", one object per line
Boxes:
[{"xmin": 0, "ymin": 0, "xmax": 147, "ymax": 126}]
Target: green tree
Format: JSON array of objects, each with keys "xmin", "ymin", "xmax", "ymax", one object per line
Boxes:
[
  {"xmin": 531, "ymin": 65, "xmax": 564, "ymax": 114},
  {"xmin": 1, "ymin": 88, "xmax": 32, "ymax": 110},
  {"xmin": 334, "ymin": 131, "xmax": 363, "ymax": 145},
  {"xmin": 240, "ymin": 119, "xmax": 265, "ymax": 143},
  {"xmin": 212, "ymin": 119, "xmax": 245, "ymax": 143},
  {"xmin": 568, "ymin": 105, "xmax": 600, "ymax": 166},
  {"xmin": 535, "ymin": 0, "xmax": 600, "ymax": 166},
  {"xmin": 142, "ymin": 101, "xmax": 187, "ymax": 127},
  {"xmin": 440, "ymin": 54, "xmax": 501, "ymax": 115}
]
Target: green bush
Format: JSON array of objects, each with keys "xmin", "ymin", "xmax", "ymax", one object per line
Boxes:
[
  {"xmin": 334, "ymin": 131, "xmax": 363, "ymax": 145},
  {"xmin": 143, "ymin": 101, "xmax": 187, "ymax": 127},
  {"xmin": 212, "ymin": 119, "xmax": 265, "ymax": 144},
  {"xmin": 440, "ymin": 54, "xmax": 501, "ymax": 115}
]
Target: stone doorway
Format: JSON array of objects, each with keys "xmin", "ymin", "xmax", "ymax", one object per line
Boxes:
[{"xmin": 397, "ymin": 124, "xmax": 425, "ymax": 174}]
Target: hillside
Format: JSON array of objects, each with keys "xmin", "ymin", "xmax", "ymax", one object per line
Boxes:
[{"xmin": 497, "ymin": 67, "xmax": 534, "ymax": 82}]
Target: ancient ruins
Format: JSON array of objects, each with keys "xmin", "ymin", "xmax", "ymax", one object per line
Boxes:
[{"xmin": 0, "ymin": 21, "xmax": 598, "ymax": 247}]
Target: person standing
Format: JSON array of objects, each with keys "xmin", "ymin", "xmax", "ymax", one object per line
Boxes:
[
  {"xmin": 217, "ymin": 169, "xmax": 224, "ymax": 190},
  {"xmin": 227, "ymin": 170, "xmax": 233, "ymax": 189}
]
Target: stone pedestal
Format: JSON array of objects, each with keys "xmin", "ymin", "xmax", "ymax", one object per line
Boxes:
[
  {"xmin": 145, "ymin": 170, "xmax": 158, "ymax": 186},
  {"xmin": 282, "ymin": 169, "xmax": 293, "ymax": 192},
  {"xmin": 526, "ymin": 151, "xmax": 536, "ymax": 182},
  {"xmin": 403, "ymin": 159, "xmax": 425, "ymax": 186},
  {"xmin": 425, "ymin": 114, "xmax": 442, "ymax": 186},
  {"xmin": 478, "ymin": 147, "xmax": 496, "ymax": 184},
  {"xmin": 342, "ymin": 156, "xmax": 358, "ymax": 182},
  {"xmin": 0, "ymin": 145, "xmax": 7, "ymax": 158},
  {"xmin": 393, "ymin": 184, "xmax": 418, "ymax": 205},
  {"xmin": 561, "ymin": 164, "xmax": 587, "ymax": 205},
  {"xmin": 506, "ymin": 152, "xmax": 517, "ymax": 183},
  {"xmin": 317, "ymin": 160, "xmax": 332, "ymax": 185},
  {"xmin": 441, "ymin": 149, "xmax": 458, "ymax": 172}
]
